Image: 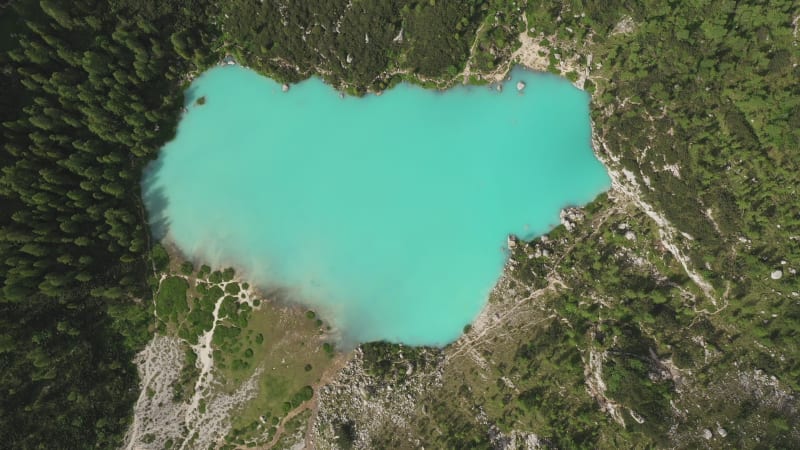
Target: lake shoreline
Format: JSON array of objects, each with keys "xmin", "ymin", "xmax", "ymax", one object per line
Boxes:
[{"xmin": 145, "ymin": 64, "xmax": 609, "ymax": 346}]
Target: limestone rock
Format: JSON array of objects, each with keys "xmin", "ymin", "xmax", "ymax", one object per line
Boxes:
[
  {"xmin": 507, "ymin": 234, "xmax": 518, "ymax": 249},
  {"xmin": 560, "ymin": 207, "xmax": 585, "ymax": 232},
  {"xmin": 771, "ymin": 270, "xmax": 783, "ymax": 280}
]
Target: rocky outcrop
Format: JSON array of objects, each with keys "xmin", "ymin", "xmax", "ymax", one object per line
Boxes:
[{"xmin": 560, "ymin": 207, "xmax": 585, "ymax": 232}]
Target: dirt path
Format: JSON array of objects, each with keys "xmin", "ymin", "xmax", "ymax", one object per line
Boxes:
[
  {"xmin": 461, "ymin": 22, "xmax": 487, "ymax": 83},
  {"xmin": 178, "ymin": 286, "xmax": 228, "ymax": 450},
  {"xmin": 256, "ymin": 352, "xmax": 353, "ymax": 449}
]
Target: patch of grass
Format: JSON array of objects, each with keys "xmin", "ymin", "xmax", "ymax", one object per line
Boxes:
[
  {"xmin": 151, "ymin": 243, "xmax": 170, "ymax": 272},
  {"xmin": 219, "ymin": 302, "xmax": 333, "ymax": 442},
  {"xmin": 155, "ymin": 277, "xmax": 189, "ymax": 323}
]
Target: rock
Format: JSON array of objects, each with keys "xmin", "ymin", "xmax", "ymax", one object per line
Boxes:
[
  {"xmin": 507, "ymin": 234, "xmax": 518, "ymax": 249},
  {"xmin": 790, "ymin": 268, "xmax": 797, "ymax": 275},
  {"xmin": 629, "ymin": 409, "xmax": 645, "ymax": 424},
  {"xmin": 281, "ymin": 83, "xmax": 290, "ymax": 93},
  {"xmin": 771, "ymin": 270, "xmax": 783, "ymax": 280},
  {"xmin": 717, "ymin": 426, "xmax": 728, "ymax": 438},
  {"xmin": 346, "ymin": 53, "xmax": 353, "ymax": 64},
  {"xmin": 560, "ymin": 208, "xmax": 585, "ymax": 232},
  {"xmin": 625, "ymin": 231, "xmax": 636, "ymax": 241},
  {"xmin": 516, "ymin": 81, "xmax": 526, "ymax": 92},
  {"xmin": 339, "ymin": 92, "xmax": 345, "ymax": 99},
  {"xmin": 702, "ymin": 429, "xmax": 713, "ymax": 440},
  {"xmin": 496, "ymin": 84, "xmax": 503, "ymax": 92},
  {"xmin": 560, "ymin": 213, "xmax": 575, "ymax": 232}
]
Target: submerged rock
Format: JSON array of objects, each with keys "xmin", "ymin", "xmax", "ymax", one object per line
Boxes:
[
  {"xmin": 282, "ymin": 83, "xmax": 290, "ymax": 93},
  {"xmin": 516, "ymin": 81, "xmax": 526, "ymax": 92},
  {"xmin": 222, "ymin": 54, "xmax": 236, "ymax": 66}
]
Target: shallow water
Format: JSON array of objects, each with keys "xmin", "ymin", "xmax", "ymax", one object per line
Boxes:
[{"xmin": 143, "ymin": 66, "xmax": 610, "ymax": 346}]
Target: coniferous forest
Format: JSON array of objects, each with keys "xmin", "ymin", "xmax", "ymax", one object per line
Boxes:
[
  {"xmin": 0, "ymin": 0, "xmax": 217, "ymax": 446},
  {"xmin": 1, "ymin": 0, "xmax": 799, "ymax": 448}
]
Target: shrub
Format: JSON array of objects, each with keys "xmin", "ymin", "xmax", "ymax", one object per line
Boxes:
[{"xmin": 180, "ymin": 261, "xmax": 194, "ymax": 275}]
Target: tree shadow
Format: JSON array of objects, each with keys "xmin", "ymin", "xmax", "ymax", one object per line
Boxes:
[
  {"xmin": 183, "ymin": 85, "xmax": 201, "ymax": 107},
  {"xmin": 140, "ymin": 157, "xmax": 171, "ymax": 241}
]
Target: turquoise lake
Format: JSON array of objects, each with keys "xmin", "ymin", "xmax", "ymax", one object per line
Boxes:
[{"xmin": 143, "ymin": 65, "xmax": 610, "ymax": 346}]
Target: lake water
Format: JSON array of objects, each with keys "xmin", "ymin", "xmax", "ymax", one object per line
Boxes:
[{"xmin": 143, "ymin": 65, "xmax": 610, "ymax": 346}]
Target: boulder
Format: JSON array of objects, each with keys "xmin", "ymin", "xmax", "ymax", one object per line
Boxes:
[{"xmin": 507, "ymin": 234, "xmax": 518, "ymax": 249}]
